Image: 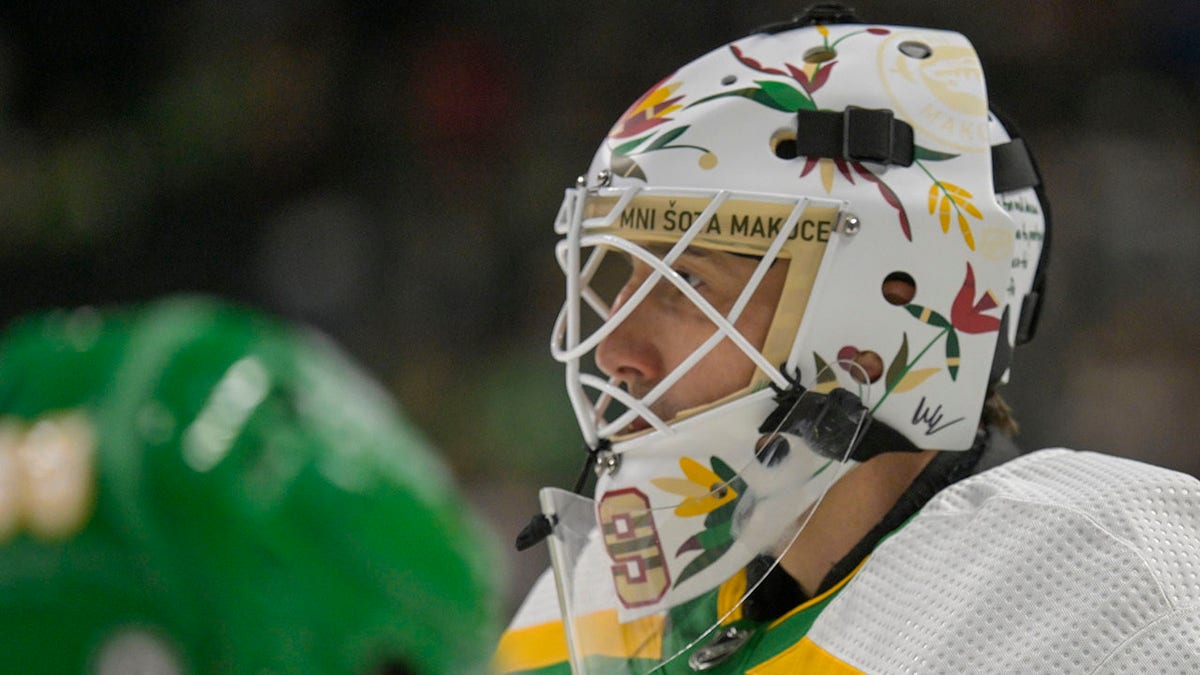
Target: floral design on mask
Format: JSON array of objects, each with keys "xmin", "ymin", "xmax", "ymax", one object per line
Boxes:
[
  {"xmin": 612, "ymin": 78, "xmax": 685, "ymax": 139},
  {"xmin": 607, "ymin": 78, "xmax": 715, "ymax": 181},
  {"xmin": 949, "ymin": 262, "xmax": 1003, "ymax": 333},
  {"xmin": 652, "ymin": 457, "xmax": 739, "ymax": 517},
  {"xmin": 797, "ymin": 157, "xmax": 913, "ymax": 239},
  {"xmin": 817, "ymin": 345, "xmax": 941, "ymax": 414},
  {"xmin": 651, "ymin": 456, "xmax": 745, "ymax": 588},
  {"xmin": 926, "ymin": 172, "xmax": 984, "ymax": 249},
  {"xmin": 677, "ymin": 26, "xmax": 987, "ymax": 250},
  {"xmin": 680, "ymin": 27, "xmax": 925, "ymax": 241},
  {"xmin": 814, "ymin": 262, "xmax": 1000, "ymax": 414},
  {"xmin": 690, "ymin": 25, "xmax": 891, "ymax": 112}
]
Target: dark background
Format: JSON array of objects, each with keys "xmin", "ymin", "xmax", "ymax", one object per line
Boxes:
[{"xmin": 2, "ymin": 1, "xmax": 1198, "ymax": 614}]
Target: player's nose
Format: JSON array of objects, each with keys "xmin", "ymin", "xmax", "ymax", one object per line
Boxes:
[{"xmin": 595, "ymin": 278, "xmax": 664, "ymax": 389}]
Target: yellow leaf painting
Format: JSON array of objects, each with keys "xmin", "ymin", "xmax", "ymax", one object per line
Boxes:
[{"xmin": 892, "ymin": 367, "xmax": 941, "ymax": 393}]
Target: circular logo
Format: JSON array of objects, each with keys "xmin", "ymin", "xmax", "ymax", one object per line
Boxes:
[
  {"xmin": 878, "ymin": 31, "xmax": 989, "ymax": 153},
  {"xmin": 977, "ymin": 225, "xmax": 1016, "ymax": 263}
]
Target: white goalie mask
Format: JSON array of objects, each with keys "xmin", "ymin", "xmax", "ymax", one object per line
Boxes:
[{"xmin": 534, "ymin": 11, "xmax": 1049, "ymax": 673}]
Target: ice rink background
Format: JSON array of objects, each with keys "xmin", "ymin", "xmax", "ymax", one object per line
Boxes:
[{"xmin": 1, "ymin": 1, "xmax": 1197, "ymax": 614}]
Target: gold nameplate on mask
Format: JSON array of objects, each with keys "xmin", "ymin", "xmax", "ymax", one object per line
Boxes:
[{"xmin": 582, "ymin": 194, "xmax": 841, "ymax": 258}]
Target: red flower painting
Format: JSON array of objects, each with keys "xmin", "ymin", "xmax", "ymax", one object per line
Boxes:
[
  {"xmin": 950, "ymin": 262, "xmax": 1001, "ymax": 334},
  {"xmin": 610, "ymin": 77, "xmax": 685, "ymax": 139}
]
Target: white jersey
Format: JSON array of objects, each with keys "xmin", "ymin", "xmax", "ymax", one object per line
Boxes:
[
  {"xmin": 497, "ymin": 449, "xmax": 1200, "ymax": 673},
  {"xmin": 808, "ymin": 448, "xmax": 1200, "ymax": 673}
]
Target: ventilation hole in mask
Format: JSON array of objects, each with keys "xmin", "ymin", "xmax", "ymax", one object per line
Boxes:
[
  {"xmin": 803, "ymin": 46, "xmax": 836, "ymax": 64},
  {"xmin": 770, "ymin": 129, "xmax": 799, "ymax": 159},
  {"xmin": 881, "ymin": 271, "xmax": 916, "ymax": 305},
  {"xmin": 898, "ymin": 41, "xmax": 932, "ymax": 59},
  {"xmin": 721, "ymin": 74, "xmax": 737, "ymax": 85},
  {"xmin": 754, "ymin": 434, "xmax": 790, "ymax": 467}
]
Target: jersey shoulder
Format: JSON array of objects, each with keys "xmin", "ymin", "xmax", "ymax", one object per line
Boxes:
[{"xmin": 807, "ymin": 448, "xmax": 1200, "ymax": 673}]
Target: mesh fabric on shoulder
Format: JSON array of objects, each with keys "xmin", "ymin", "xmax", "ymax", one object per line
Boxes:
[{"xmin": 805, "ymin": 449, "xmax": 1200, "ymax": 673}]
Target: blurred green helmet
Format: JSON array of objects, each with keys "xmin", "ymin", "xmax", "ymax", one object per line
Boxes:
[{"xmin": 0, "ymin": 295, "xmax": 501, "ymax": 674}]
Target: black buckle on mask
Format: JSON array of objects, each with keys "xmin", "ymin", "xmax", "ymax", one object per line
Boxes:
[
  {"xmin": 761, "ymin": 368, "xmax": 921, "ymax": 464},
  {"xmin": 792, "ymin": 107, "xmax": 915, "ymax": 167},
  {"xmin": 759, "ymin": 387, "xmax": 872, "ymax": 461}
]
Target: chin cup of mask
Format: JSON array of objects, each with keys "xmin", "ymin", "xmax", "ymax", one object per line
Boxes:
[{"xmin": 537, "ymin": 372, "xmax": 870, "ymax": 673}]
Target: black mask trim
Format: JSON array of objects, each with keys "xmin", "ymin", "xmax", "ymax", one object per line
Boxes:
[
  {"xmin": 991, "ymin": 137, "xmax": 1040, "ymax": 194},
  {"xmin": 990, "ymin": 107, "xmax": 1051, "ymax": 346}
]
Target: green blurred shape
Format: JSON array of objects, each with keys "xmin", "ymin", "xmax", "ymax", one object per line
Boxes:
[{"xmin": 0, "ymin": 295, "xmax": 501, "ymax": 674}]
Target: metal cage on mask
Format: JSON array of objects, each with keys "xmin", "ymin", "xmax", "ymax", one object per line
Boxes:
[
  {"xmin": 533, "ymin": 183, "xmax": 889, "ymax": 672},
  {"xmin": 550, "ymin": 184, "xmax": 852, "ymax": 449}
]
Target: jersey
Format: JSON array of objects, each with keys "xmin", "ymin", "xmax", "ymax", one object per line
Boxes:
[{"xmin": 495, "ymin": 448, "xmax": 1200, "ymax": 673}]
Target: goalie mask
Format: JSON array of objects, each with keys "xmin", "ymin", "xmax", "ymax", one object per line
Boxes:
[{"xmin": 533, "ymin": 8, "xmax": 1049, "ymax": 672}]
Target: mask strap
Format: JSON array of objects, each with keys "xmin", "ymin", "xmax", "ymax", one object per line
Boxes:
[
  {"xmin": 761, "ymin": 367, "xmax": 922, "ymax": 463},
  {"xmin": 514, "ymin": 438, "xmax": 613, "ymax": 551},
  {"xmin": 792, "ymin": 107, "xmax": 916, "ymax": 166}
]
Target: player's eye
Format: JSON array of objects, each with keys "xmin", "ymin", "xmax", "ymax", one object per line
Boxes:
[{"xmin": 674, "ymin": 269, "xmax": 703, "ymax": 289}]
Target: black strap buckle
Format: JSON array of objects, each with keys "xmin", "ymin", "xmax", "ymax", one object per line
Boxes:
[
  {"xmin": 843, "ymin": 106, "xmax": 914, "ymax": 166},
  {"xmin": 793, "ymin": 107, "xmax": 914, "ymax": 166}
]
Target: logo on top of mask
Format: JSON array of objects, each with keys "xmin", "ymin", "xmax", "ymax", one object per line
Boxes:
[{"xmin": 879, "ymin": 31, "xmax": 989, "ymax": 153}]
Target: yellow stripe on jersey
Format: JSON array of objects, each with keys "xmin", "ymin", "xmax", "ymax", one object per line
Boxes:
[
  {"xmin": 747, "ymin": 636, "xmax": 865, "ymax": 674},
  {"xmin": 493, "ymin": 618, "xmax": 568, "ymax": 673},
  {"xmin": 493, "ymin": 610, "xmax": 665, "ymax": 673},
  {"xmin": 716, "ymin": 568, "xmax": 748, "ymax": 624},
  {"xmin": 747, "ymin": 556, "xmax": 873, "ymax": 672},
  {"xmin": 768, "ymin": 557, "xmax": 866, "ymax": 629},
  {"xmin": 573, "ymin": 610, "xmax": 664, "ymax": 661}
]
